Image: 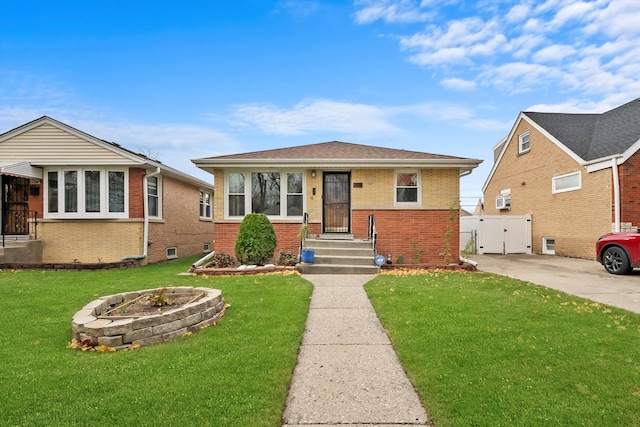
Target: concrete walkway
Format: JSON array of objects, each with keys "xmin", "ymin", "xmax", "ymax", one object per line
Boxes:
[{"xmin": 282, "ymin": 274, "xmax": 430, "ymax": 427}]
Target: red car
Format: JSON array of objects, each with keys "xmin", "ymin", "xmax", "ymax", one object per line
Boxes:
[{"xmin": 596, "ymin": 230, "xmax": 640, "ymax": 275}]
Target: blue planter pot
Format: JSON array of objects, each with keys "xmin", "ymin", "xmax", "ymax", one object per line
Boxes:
[{"xmin": 300, "ymin": 249, "xmax": 315, "ymax": 263}]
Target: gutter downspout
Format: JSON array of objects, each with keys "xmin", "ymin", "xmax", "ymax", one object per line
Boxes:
[
  {"xmin": 612, "ymin": 157, "xmax": 621, "ymax": 232},
  {"xmin": 122, "ymin": 167, "xmax": 161, "ymax": 261}
]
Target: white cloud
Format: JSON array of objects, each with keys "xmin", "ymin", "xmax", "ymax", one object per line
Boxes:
[
  {"xmin": 532, "ymin": 44, "xmax": 577, "ymax": 62},
  {"xmin": 353, "ymin": 0, "xmax": 432, "ymax": 24},
  {"xmin": 481, "ymin": 62, "xmax": 562, "ymax": 93},
  {"xmin": 505, "ymin": 4, "xmax": 531, "ymax": 23},
  {"xmin": 549, "ymin": 1, "xmax": 597, "ymax": 28},
  {"xmin": 584, "ymin": 0, "xmax": 640, "ymax": 37},
  {"xmin": 401, "ymin": 17, "xmax": 506, "ymax": 65},
  {"xmin": 231, "ymin": 99, "xmax": 400, "ymax": 136},
  {"xmin": 440, "ymin": 77, "xmax": 477, "ymax": 91},
  {"xmin": 355, "ymin": 0, "xmax": 640, "ymax": 99}
]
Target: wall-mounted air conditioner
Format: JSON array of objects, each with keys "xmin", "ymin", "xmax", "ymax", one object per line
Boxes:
[{"xmin": 495, "ymin": 195, "xmax": 510, "ymax": 210}]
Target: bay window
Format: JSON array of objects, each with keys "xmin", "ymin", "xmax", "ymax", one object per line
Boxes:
[
  {"xmin": 226, "ymin": 171, "xmax": 303, "ymax": 218},
  {"xmin": 45, "ymin": 167, "xmax": 128, "ymax": 218}
]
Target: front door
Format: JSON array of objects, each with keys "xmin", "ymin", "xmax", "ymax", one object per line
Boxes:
[
  {"xmin": 1, "ymin": 176, "xmax": 30, "ymax": 235},
  {"xmin": 323, "ymin": 172, "xmax": 350, "ymax": 233}
]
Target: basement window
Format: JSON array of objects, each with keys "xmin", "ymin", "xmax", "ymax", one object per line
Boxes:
[
  {"xmin": 166, "ymin": 247, "xmax": 178, "ymax": 259},
  {"xmin": 203, "ymin": 243, "xmax": 211, "ymax": 253},
  {"xmin": 542, "ymin": 237, "xmax": 555, "ymax": 255}
]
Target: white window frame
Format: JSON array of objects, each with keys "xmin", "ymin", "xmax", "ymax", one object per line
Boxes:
[
  {"xmin": 224, "ymin": 170, "xmax": 305, "ymax": 219},
  {"xmin": 166, "ymin": 247, "xmax": 177, "ymax": 259},
  {"xmin": 552, "ymin": 171, "xmax": 581, "ymax": 194},
  {"xmin": 147, "ymin": 176, "xmax": 162, "ymax": 218},
  {"xmin": 394, "ymin": 170, "xmax": 421, "ymax": 205},
  {"xmin": 542, "ymin": 237, "xmax": 555, "ymax": 255},
  {"xmin": 518, "ymin": 131, "xmax": 530, "ymax": 154},
  {"xmin": 200, "ymin": 190, "xmax": 212, "ymax": 219},
  {"xmin": 497, "ymin": 188, "xmax": 511, "ymax": 210},
  {"xmin": 44, "ymin": 167, "xmax": 128, "ymax": 219}
]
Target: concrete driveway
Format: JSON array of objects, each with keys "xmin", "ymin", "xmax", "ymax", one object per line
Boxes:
[{"xmin": 469, "ymin": 254, "xmax": 640, "ymax": 314}]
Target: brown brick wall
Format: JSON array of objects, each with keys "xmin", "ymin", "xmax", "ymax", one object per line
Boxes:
[
  {"xmin": 146, "ymin": 175, "xmax": 214, "ymax": 263},
  {"xmin": 28, "ymin": 182, "xmax": 44, "ymax": 219},
  {"xmin": 354, "ymin": 209, "xmax": 458, "ymax": 264},
  {"xmin": 619, "ymin": 150, "xmax": 640, "ymax": 227},
  {"xmin": 129, "ymin": 168, "xmax": 145, "ymax": 219},
  {"xmin": 484, "ymin": 120, "xmax": 612, "ymax": 259},
  {"xmin": 213, "ymin": 221, "xmax": 309, "ymax": 259}
]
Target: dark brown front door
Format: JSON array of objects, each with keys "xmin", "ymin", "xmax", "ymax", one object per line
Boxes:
[
  {"xmin": 2, "ymin": 176, "xmax": 29, "ymax": 235},
  {"xmin": 323, "ymin": 172, "xmax": 350, "ymax": 233}
]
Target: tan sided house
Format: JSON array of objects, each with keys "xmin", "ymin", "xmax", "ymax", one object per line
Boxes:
[
  {"xmin": 193, "ymin": 141, "xmax": 481, "ymax": 268},
  {"xmin": 483, "ymin": 97, "xmax": 640, "ymax": 259},
  {"xmin": 0, "ymin": 116, "xmax": 214, "ymax": 265}
]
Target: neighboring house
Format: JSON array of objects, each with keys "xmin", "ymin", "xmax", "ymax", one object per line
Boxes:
[
  {"xmin": 482, "ymin": 97, "xmax": 640, "ymax": 259},
  {"xmin": 192, "ymin": 141, "xmax": 481, "ymax": 264},
  {"xmin": 0, "ymin": 116, "xmax": 214, "ymax": 264}
]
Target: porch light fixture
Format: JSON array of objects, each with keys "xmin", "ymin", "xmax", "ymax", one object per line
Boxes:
[{"xmin": 311, "ymin": 169, "xmax": 316, "ymax": 178}]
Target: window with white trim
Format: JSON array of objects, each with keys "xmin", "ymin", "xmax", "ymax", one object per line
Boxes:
[
  {"xmin": 147, "ymin": 176, "xmax": 161, "ymax": 218},
  {"xmin": 395, "ymin": 171, "xmax": 420, "ymax": 204},
  {"xmin": 286, "ymin": 172, "xmax": 303, "ymax": 217},
  {"xmin": 552, "ymin": 171, "xmax": 581, "ymax": 193},
  {"xmin": 166, "ymin": 247, "xmax": 177, "ymax": 259},
  {"xmin": 45, "ymin": 167, "xmax": 128, "ymax": 218},
  {"xmin": 542, "ymin": 237, "xmax": 555, "ymax": 255},
  {"xmin": 200, "ymin": 190, "xmax": 212, "ymax": 218},
  {"xmin": 226, "ymin": 171, "xmax": 304, "ymax": 218},
  {"xmin": 518, "ymin": 131, "xmax": 530, "ymax": 154}
]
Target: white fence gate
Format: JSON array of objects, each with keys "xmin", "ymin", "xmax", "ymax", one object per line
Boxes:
[{"xmin": 460, "ymin": 214, "xmax": 532, "ymax": 255}]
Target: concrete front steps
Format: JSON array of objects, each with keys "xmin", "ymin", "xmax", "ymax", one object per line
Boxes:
[{"xmin": 296, "ymin": 236, "xmax": 378, "ymax": 274}]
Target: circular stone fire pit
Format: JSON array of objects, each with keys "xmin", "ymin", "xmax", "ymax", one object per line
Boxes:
[{"xmin": 71, "ymin": 287, "xmax": 226, "ymax": 349}]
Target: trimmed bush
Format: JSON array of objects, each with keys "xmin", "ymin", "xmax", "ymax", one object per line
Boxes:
[{"xmin": 235, "ymin": 213, "xmax": 277, "ymax": 265}]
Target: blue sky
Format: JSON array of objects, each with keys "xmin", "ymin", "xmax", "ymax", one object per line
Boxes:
[{"xmin": 1, "ymin": 0, "xmax": 638, "ymax": 210}]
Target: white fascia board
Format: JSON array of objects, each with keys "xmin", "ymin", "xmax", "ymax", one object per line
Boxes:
[
  {"xmin": 193, "ymin": 158, "xmax": 482, "ymax": 170},
  {"xmin": 0, "ymin": 162, "xmax": 43, "ymax": 179},
  {"xmin": 153, "ymin": 160, "xmax": 214, "ymax": 189},
  {"xmin": 482, "ymin": 113, "xmax": 526, "ymax": 193},
  {"xmin": 482, "ymin": 113, "xmax": 587, "ymax": 193},
  {"xmin": 584, "ymin": 137, "xmax": 640, "ymax": 173}
]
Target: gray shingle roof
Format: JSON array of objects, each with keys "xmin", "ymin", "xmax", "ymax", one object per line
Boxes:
[{"xmin": 524, "ymin": 97, "xmax": 640, "ymax": 161}]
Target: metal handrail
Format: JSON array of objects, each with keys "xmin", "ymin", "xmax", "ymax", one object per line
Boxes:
[
  {"xmin": 368, "ymin": 214, "xmax": 376, "ymax": 252},
  {"xmin": 299, "ymin": 212, "xmax": 309, "ymax": 256}
]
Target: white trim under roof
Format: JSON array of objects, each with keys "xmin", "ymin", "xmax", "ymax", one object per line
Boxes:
[
  {"xmin": 482, "ymin": 113, "xmax": 586, "ymax": 193},
  {"xmin": 0, "ymin": 162, "xmax": 43, "ymax": 179}
]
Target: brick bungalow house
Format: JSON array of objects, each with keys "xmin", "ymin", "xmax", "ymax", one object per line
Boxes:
[
  {"xmin": 192, "ymin": 141, "xmax": 481, "ymax": 264},
  {"xmin": 482, "ymin": 97, "xmax": 640, "ymax": 259},
  {"xmin": 0, "ymin": 116, "xmax": 214, "ymax": 264}
]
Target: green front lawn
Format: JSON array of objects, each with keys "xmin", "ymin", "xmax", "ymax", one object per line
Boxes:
[
  {"xmin": 0, "ymin": 258, "xmax": 313, "ymax": 426},
  {"xmin": 365, "ymin": 270, "xmax": 640, "ymax": 427},
  {"xmin": 3, "ymin": 260, "xmax": 639, "ymax": 426}
]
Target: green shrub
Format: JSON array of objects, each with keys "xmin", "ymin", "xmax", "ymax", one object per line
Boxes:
[{"xmin": 235, "ymin": 213, "xmax": 277, "ymax": 265}]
